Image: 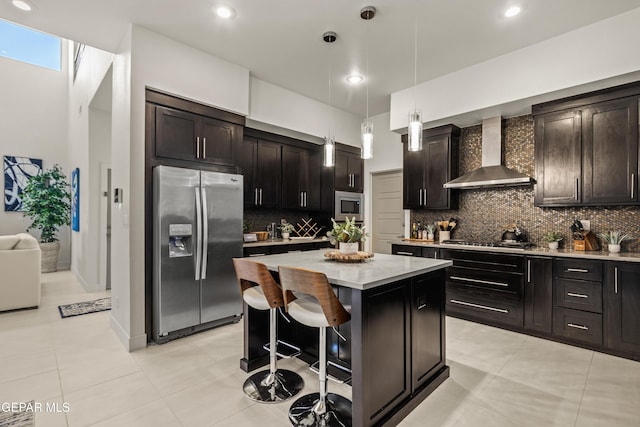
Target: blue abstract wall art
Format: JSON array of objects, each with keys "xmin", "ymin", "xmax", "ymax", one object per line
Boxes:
[
  {"xmin": 3, "ymin": 156, "xmax": 43, "ymax": 212},
  {"xmin": 71, "ymin": 167, "xmax": 80, "ymax": 231}
]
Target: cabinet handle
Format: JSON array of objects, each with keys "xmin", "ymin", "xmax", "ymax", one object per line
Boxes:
[
  {"xmin": 423, "ymin": 189, "xmax": 427, "ymax": 206},
  {"xmin": 304, "ymin": 192, "xmax": 307, "ymax": 207},
  {"xmin": 574, "ymin": 178, "xmax": 579, "ymax": 201},
  {"xmin": 397, "ymin": 251, "xmax": 414, "ymax": 256},
  {"xmin": 567, "ymin": 323, "xmax": 589, "ymax": 331},
  {"xmin": 249, "ymin": 253, "xmax": 267, "ymax": 257},
  {"xmin": 419, "ymin": 189, "xmax": 423, "ymax": 206},
  {"xmin": 615, "ymin": 266, "xmax": 618, "ymax": 294},
  {"xmin": 288, "ymin": 250, "xmax": 302, "ymax": 253},
  {"xmin": 527, "ymin": 260, "xmax": 531, "ymax": 283},
  {"xmin": 434, "ymin": 252, "xmax": 438, "ymax": 259},
  {"xmin": 196, "ymin": 136, "xmax": 200, "ymax": 158},
  {"xmin": 449, "ymin": 276, "xmax": 509, "ymax": 288},
  {"xmin": 567, "ymin": 292, "xmax": 589, "ymax": 299},
  {"xmin": 259, "ymin": 188, "xmax": 263, "ymax": 205},
  {"xmin": 450, "ymin": 299, "xmax": 509, "ymax": 314},
  {"xmin": 632, "ymin": 173, "xmax": 635, "ymax": 199},
  {"xmin": 567, "ymin": 268, "xmax": 589, "ymax": 273},
  {"xmin": 300, "ymin": 192, "xmax": 303, "ymax": 207},
  {"xmin": 254, "ymin": 188, "xmax": 258, "ymax": 206},
  {"xmin": 203, "ymin": 137, "xmax": 207, "ymax": 159}
]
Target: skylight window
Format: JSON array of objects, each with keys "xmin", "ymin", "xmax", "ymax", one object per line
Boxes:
[{"xmin": 0, "ymin": 18, "xmax": 61, "ymax": 71}]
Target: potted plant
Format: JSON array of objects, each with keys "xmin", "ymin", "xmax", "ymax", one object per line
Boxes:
[
  {"xmin": 21, "ymin": 164, "xmax": 71, "ymax": 272},
  {"xmin": 543, "ymin": 231, "xmax": 563, "ymax": 250},
  {"xmin": 598, "ymin": 231, "xmax": 630, "ymax": 253},
  {"xmin": 327, "ymin": 217, "xmax": 366, "ymax": 254},
  {"xmin": 279, "ymin": 221, "xmax": 296, "ymax": 240}
]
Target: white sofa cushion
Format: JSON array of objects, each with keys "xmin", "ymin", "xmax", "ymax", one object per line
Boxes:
[
  {"xmin": 0, "ymin": 235, "xmax": 20, "ymax": 250},
  {"xmin": 14, "ymin": 233, "xmax": 39, "ymax": 249}
]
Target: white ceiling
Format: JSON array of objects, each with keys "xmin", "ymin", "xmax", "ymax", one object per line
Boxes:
[{"xmin": 2, "ymin": 0, "xmax": 640, "ymax": 118}]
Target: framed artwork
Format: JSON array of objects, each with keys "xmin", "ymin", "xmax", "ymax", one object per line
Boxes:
[
  {"xmin": 3, "ymin": 156, "xmax": 43, "ymax": 212},
  {"xmin": 71, "ymin": 168, "xmax": 80, "ymax": 231}
]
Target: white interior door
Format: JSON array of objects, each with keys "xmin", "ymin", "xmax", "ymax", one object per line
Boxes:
[
  {"xmin": 99, "ymin": 164, "xmax": 111, "ymax": 290},
  {"xmin": 371, "ymin": 170, "xmax": 403, "ymax": 254}
]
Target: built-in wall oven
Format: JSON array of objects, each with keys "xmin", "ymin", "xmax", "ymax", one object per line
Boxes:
[{"xmin": 335, "ymin": 190, "xmax": 363, "ymax": 221}]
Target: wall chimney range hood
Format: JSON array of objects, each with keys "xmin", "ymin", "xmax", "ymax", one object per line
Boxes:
[{"xmin": 443, "ymin": 116, "xmax": 533, "ymax": 189}]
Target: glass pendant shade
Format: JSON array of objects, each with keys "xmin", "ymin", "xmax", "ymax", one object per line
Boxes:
[
  {"xmin": 361, "ymin": 121, "xmax": 373, "ymax": 159},
  {"xmin": 408, "ymin": 111, "xmax": 423, "ymax": 151},
  {"xmin": 324, "ymin": 136, "xmax": 336, "ymax": 167}
]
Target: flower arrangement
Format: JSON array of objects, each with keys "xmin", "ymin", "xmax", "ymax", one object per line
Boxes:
[{"xmin": 327, "ymin": 217, "xmax": 366, "ymax": 244}]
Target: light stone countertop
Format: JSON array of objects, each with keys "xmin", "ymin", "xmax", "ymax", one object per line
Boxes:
[
  {"xmin": 247, "ymin": 249, "xmax": 452, "ymax": 290},
  {"xmin": 392, "ymin": 239, "xmax": 640, "ymax": 263},
  {"xmin": 243, "ymin": 237, "xmax": 328, "ymax": 248}
]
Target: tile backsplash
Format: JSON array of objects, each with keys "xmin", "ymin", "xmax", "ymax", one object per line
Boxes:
[{"xmin": 412, "ymin": 115, "xmax": 640, "ymax": 252}]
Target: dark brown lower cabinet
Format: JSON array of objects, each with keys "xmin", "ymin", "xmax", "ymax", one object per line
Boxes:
[
  {"xmin": 524, "ymin": 256, "xmax": 553, "ymax": 334},
  {"xmin": 607, "ymin": 263, "xmax": 640, "ymax": 356}
]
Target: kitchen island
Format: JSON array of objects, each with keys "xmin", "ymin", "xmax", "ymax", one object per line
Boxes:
[{"xmin": 239, "ymin": 250, "xmax": 452, "ymax": 427}]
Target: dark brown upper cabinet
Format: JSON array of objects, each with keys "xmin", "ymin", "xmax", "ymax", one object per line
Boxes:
[
  {"xmin": 335, "ymin": 149, "xmax": 364, "ymax": 193},
  {"xmin": 281, "ymin": 144, "xmax": 322, "ymax": 211},
  {"xmin": 236, "ymin": 137, "xmax": 281, "ymax": 209},
  {"xmin": 533, "ymin": 82, "xmax": 640, "ymax": 207},
  {"xmin": 402, "ymin": 125, "xmax": 460, "ymax": 210}
]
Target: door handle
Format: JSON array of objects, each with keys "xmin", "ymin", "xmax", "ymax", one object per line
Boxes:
[
  {"xmin": 194, "ymin": 188, "xmax": 202, "ymax": 281},
  {"xmin": 567, "ymin": 268, "xmax": 589, "ymax": 273},
  {"xmin": 567, "ymin": 323, "xmax": 589, "ymax": 331},
  {"xmin": 304, "ymin": 192, "xmax": 307, "ymax": 207},
  {"xmin": 567, "ymin": 292, "xmax": 589, "ymax": 299},
  {"xmin": 254, "ymin": 188, "xmax": 258, "ymax": 206},
  {"xmin": 450, "ymin": 299, "xmax": 509, "ymax": 314},
  {"xmin": 527, "ymin": 260, "xmax": 531, "ymax": 283},
  {"xmin": 259, "ymin": 188, "xmax": 263, "ymax": 205},
  {"xmin": 423, "ymin": 189, "xmax": 427, "ymax": 206},
  {"xmin": 300, "ymin": 192, "xmax": 303, "ymax": 207},
  {"xmin": 632, "ymin": 173, "xmax": 635, "ymax": 199},
  {"xmin": 200, "ymin": 187, "xmax": 208, "ymax": 280},
  {"xmin": 396, "ymin": 251, "xmax": 414, "ymax": 256},
  {"xmin": 615, "ymin": 266, "xmax": 618, "ymax": 294},
  {"xmin": 202, "ymin": 137, "xmax": 207, "ymax": 159},
  {"xmin": 196, "ymin": 136, "xmax": 200, "ymax": 159},
  {"xmin": 419, "ymin": 189, "xmax": 423, "ymax": 206},
  {"xmin": 574, "ymin": 178, "xmax": 579, "ymax": 201}
]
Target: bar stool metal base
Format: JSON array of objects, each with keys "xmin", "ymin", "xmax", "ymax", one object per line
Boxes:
[
  {"xmin": 288, "ymin": 392, "xmax": 352, "ymax": 426},
  {"xmin": 243, "ymin": 369, "xmax": 304, "ymax": 403}
]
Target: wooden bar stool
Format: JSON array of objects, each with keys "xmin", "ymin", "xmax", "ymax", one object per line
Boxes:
[
  {"xmin": 278, "ymin": 266, "xmax": 352, "ymax": 427},
  {"xmin": 233, "ymin": 259, "xmax": 304, "ymax": 403}
]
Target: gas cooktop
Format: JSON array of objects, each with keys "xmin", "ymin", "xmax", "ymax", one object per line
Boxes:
[{"xmin": 441, "ymin": 240, "xmax": 534, "ymax": 250}]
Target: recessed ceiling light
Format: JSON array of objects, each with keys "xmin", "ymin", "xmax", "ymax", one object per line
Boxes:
[
  {"xmin": 12, "ymin": 0, "xmax": 33, "ymax": 11},
  {"xmin": 504, "ymin": 6, "xmax": 521, "ymax": 18},
  {"xmin": 215, "ymin": 5, "xmax": 235, "ymax": 19},
  {"xmin": 346, "ymin": 74, "xmax": 364, "ymax": 84}
]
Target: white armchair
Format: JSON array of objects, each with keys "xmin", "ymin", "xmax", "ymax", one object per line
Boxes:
[{"xmin": 0, "ymin": 233, "xmax": 41, "ymax": 311}]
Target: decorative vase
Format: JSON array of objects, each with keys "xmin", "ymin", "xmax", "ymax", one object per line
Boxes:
[
  {"xmin": 427, "ymin": 233, "xmax": 434, "ymax": 241},
  {"xmin": 339, "ymin": 242, "xmax": 359, "ymax": 254},
  {"xmin": 608, "ymin": 244, "xmax": 621, "ymax": 253},
  {"xmin": 548, "ymin": 241, "xmax": 559, "ymax": 250},
  {"xmin": 39, "ymin": 241, "xmax": 60, "ymax": 273},
  {"xmin": 281, "ymin": 232, "xmax": 290, "ymax": 240}
]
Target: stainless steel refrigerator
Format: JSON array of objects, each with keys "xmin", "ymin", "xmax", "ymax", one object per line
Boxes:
[{"xmin": 153, "ymin": 165, "xmax": 243, "ymax": 343}]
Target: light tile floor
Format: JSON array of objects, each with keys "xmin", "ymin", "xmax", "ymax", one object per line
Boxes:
[{"xmin": 1, "ymin": 271, "xmax": 639, "ymax": 426}]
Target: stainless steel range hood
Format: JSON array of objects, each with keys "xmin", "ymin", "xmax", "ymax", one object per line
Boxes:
[{"xmin": 443, "ymin": 116, "xmax": 533, "ymax": 189}]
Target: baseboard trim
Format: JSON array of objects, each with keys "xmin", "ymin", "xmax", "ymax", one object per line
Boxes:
[{"xmin": 110, "ymin": 316, "xmax": 147, "ymax": 352}]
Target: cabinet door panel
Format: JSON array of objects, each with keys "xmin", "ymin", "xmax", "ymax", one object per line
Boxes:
[
  {"xmin": 155, "ymin": 106, "xmax": 197, "ymax": 161},
  {"xmin": 237, "ymin": 139, "xmax": 257, "ymax": 207},
  {"xmin": 281, "ymin": 145, "xmax": 303, "ymax": 209},
  {"xmin": 305, "ymin": 149, "xmax": 322, "ymax": 210},
  {"xmin": 524, "ymin": 257, "xmax": 552, "ymax": 334},
  {"xmin": 334, "ymin": 151, "xmax": 351, "ymax": 191},
  {"xmin": 583, "ymin": 98, "xmax": 639, "ymax": 204},
  {"xmin": 425, "ymin": 136, "xmax": 450, "ymax": 209},
  {"xmin": 255, "ymin": 140, "xmax": 281, "ymax": 208},
  {"xmin": 349, "ymin": 153, "xmax": 364, "ymax": 192},
  {"xmin": 403, "ymin": 142, "xmax": 425, "ymax": 209},
  {"xmin": 534, "ymin": 110, "xmax": 582, "ymax": 206},
  {"xmin": 607, "ymin": 263, "xmax": 640, "ymax": 354},
  {"xmin": 199, "ymin": 116, "xmax": 236, "ymax": 165}
]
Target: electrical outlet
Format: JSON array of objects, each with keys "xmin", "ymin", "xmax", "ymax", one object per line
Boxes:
[{"xmin": 580, "ymin": 220, "xmax": 590, "ymax": 231}]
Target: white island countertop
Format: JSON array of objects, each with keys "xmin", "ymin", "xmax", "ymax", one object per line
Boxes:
[{"xmin": 247, "ymin": 249, "xmax": 452, "ymax": 291}]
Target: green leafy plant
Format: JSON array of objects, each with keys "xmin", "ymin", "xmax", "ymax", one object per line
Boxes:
[
  {"xmin": 543, "ymin": 231, "xmax": 564, "ymax": 243},
  {"xmin": 279, "ymin": 221, "xmax": 296, "ymax": 233},
  {"xmin": 598, "ymin": 231, "xmax": 631, "ymax": 245},
  {"xmin": 327, "ymin": 217, "xmax": 367, "ymax": 244},
  {"xmin": 21, "ymin": 164, "xmax": 71, "ymax": 243}
]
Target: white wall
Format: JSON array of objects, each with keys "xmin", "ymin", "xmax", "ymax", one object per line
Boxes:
[
  {"xmin": 249, "ymin": 77, "xmax": 362, "ymax": 146},
  {"xmin": 390, "ymin": 7, "xmax": 640, "ymax": 130},
  {"xmin": 0, "ymin": 50, "xmax": 70, "ymax": 268},
  {"xmin": 362, "ymin": 112, "xmax": 404, "ymax": 252},
  {"xmin": 67, "ymin": 44, "xmax": 114, "ymax": 289}
]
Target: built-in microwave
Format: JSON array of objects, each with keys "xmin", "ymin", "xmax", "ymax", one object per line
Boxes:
[{"xmin": 334, "ymin": 191, "xmax": 364, "ymax": 222}]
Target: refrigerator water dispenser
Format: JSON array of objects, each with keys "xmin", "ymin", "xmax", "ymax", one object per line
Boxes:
[{"xmin": 169, "ymin": 224, "xmax": 193, "ymax": 258}]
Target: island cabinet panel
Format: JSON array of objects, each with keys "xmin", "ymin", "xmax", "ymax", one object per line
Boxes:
[
  {"xmin": 524, "ymin": 256, "xmax": 553, "ymax": 334},
  {"xmin": 606, "ymin": 263, "xmax": 640, "ymax": 356}
]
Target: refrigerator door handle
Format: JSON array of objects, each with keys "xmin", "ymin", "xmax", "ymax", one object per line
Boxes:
[
  {"xmin": 194, "ymin": 187, "xmax": 202, "ymax": 281},
  {"xmin": 200, "ymin": 186, "xmax": 208, "ymax": 280}
]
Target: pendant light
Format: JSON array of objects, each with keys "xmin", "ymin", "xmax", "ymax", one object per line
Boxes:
[
  {"xmin": 323, "ymin": 31, "xmax": 337, "ymax": 167},
  {"xmin": 360, "ymin": 6, "xmax": 376, "ymax": 160},
  {"xmin": 408, "ymin": 17, "xmax": 423, "ymax": 152}
]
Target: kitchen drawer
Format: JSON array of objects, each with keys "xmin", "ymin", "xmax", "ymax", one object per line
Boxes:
[
  {"xmin": 554, "ymin": 259, "xmax": 602, "ymax": 281},
  {"xmin": 422, "ymin": 248, "xmax": 440, "ymax": 259},
  {"xmin": 441, "ymin": 249, "xmax": 524, "ymax": 274},
  {"xmin": 553, "ymin": 307, "xmax": 603, "ymax": 346},
  {"xmin": 446, "ymin": 285, "xmax": 523, "ymax": 328},
  {"xmin": 555, "ymin": 278, "xmax": 602, "ymax": 313},
  {"xmin": 243, "ymin": 246, "xmax": 271, "ymax": 257},
  {"xmin": 392, "ymin": 245, "xmax": 422, "ymax": 257},
  {"xmin": 447, "ymin": 266, "xmax": 523, "ymax": 295}
]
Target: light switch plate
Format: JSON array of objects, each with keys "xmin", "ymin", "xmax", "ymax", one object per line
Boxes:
[{"xmin": 580, "ymin": 220, "xmax": 590, "ymax": 231}]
